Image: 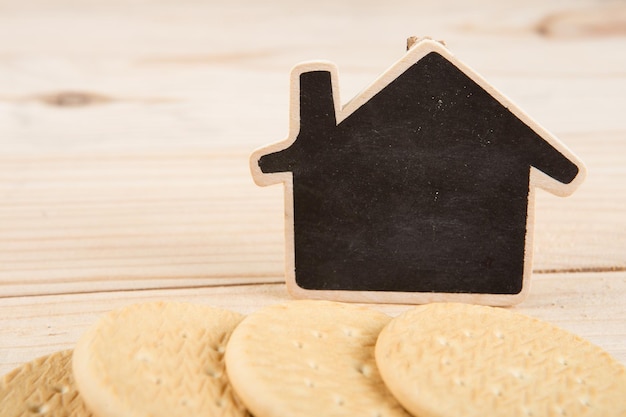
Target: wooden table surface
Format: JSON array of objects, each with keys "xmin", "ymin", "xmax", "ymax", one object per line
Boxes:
[{"xmin": 1, "ymin": 0, "xmax": 625, "ymax": 375}]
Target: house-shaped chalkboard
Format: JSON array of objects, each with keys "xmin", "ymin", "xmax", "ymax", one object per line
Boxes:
[{"xmin": 251, "ymin": 39, "xmax": 585, "ymax": 305}]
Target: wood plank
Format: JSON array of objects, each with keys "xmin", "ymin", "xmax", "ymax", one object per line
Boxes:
[
  {"xmin": 0, "ymin": 152, "xmax": 284, "ymax": 296},
  {"xmin": 1, "ymin": 130, "xmax": 625, "ymax": 296},
  {"xmin": 1, "ymin": 271, "xmax": 624, "ymax": 377},
  {"xmin": 533, "ymin": 130, "xmax": 626, "ymax": 273},
  {"xmin": 0, "ymin": 1, "xmax": 623, "ymax": 300}
]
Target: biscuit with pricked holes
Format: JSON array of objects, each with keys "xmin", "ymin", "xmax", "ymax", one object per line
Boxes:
[
  {"xmin": 376, "ymin": 302, "xmax": 626, "ymax": 417},
  {"xmin": 72, "ymin": 301, "xmax": 250, "ymax": 417},
  {"xmin": 225, "ymin": 300, "xmax": 412, "ymax": 417},
  {"xmin": 0, "ymin": 350, "xmax": 93, "ymax": 417}
]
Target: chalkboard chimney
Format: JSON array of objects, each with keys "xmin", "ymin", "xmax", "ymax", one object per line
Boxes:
[{"xmin": 298, "ymin": 71, "xmax": 336, "ymax": 131}]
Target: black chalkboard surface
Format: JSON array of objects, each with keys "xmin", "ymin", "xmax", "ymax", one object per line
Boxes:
[{"xmin": 251, "ymin": 39, "xmax": 585, "ymax": 306}]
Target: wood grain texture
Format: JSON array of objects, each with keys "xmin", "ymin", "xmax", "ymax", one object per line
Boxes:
[
  {"xmin": 0, "ymin": 0, "xmax": 625, "ymax": 375},
  {"xmin": 1, "ymin": 271, "xmax": 625, "ymax": 377}
]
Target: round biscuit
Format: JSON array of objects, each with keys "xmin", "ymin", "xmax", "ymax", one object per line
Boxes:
[
  {"xmin": 376, "ymin": 302, "xmax": 626, "ymax": 417},
  {"xmin": 72, "ymin": 301, "xmax": 249, "ymax": 417},
  {"xmin": 0, "ymin": 350, "xmax": 93, "ymax": 417},
  {"xmin": 225, "ymin": 300, "xmax": 412, "ymax": 417}
]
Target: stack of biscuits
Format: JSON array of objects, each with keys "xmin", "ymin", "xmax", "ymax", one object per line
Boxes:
[{"xmin": 2, "ymin": 300, "xmax": 625, "ymax": 417}]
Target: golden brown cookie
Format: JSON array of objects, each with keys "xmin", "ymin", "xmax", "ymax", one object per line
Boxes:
[
  {"xmin": 72, "ymin": 301, "xmax": 249, "ymax": 417},
  {"xmin": 376, "ymin": 302, "xmax": 626, "ymax": 417},
  {"xmin": 225, "ymin": 300, "xmax": 411, "ymax": 417},
  {"xmin": 0, "ymin": 350, "xmax": 93, "ymax": 417}
]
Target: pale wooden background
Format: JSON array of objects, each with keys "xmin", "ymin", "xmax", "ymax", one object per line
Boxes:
[{"xmin": 1, "ymin": 0, "xmax": 625, "ymax": 375}]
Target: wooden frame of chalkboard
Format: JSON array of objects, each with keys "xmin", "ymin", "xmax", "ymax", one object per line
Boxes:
[{"xmin": 251, "ymin": 38, "xmax": 585, "ymax": 306}]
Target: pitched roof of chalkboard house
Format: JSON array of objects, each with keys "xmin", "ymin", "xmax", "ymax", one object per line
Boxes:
[{"xmin": 250, "ymin": 39, "xmax": 585, "ymax": 306}]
